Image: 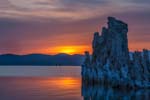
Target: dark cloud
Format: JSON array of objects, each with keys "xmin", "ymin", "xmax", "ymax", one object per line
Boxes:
[
  {"xmin": 61, "ymin": 0, "xmax": 108, "ymax": 5},
  {"xmin": 129, "ymin": 0, "xmax": 150, "ymax": 3}
]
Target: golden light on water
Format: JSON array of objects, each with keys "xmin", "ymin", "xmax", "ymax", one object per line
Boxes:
[
  {"xmin": 52, "ymin": 77, "xmax": 80, "ymax": 89},
  {"xmin": 3, "ymin": 77, "xmax": 82, "ymax": 99},
  {"xmin": 57, "ymin": 77, "xmax": 78, "ymax": 85},
  {"xmin": 40, "ymin": 77, "xmax": 80, "ymax": 89}
]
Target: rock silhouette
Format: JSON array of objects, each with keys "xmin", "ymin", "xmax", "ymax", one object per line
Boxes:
[{"xmin": 82, "ymin": 17, "xmax": 150, "ymax": 88}]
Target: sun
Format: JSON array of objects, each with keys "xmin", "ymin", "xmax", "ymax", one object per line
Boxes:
[
  {"xmin": 59, "ymin": 46, "xmax": 76, "ymax": 54},
  {"xmin": 44, "ymin": 45, "xmax": 91, "ymax": 55}
]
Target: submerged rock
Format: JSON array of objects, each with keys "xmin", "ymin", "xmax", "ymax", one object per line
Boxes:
[{"xmin": 82, "ymin": 17, "xmax": 150, "ymax": 88}]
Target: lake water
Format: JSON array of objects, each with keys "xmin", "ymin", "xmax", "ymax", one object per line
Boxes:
[{"xmin": 0, "ymin": 66, "xmax": 149, "ymax": 100}]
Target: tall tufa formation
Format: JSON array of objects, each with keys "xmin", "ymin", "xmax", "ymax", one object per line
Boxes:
[{"xmin": 82, "ymin": 17, "xmax": 150, "ymax": 88}]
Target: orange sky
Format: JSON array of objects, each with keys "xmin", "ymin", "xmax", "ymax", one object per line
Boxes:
[{"xmin": 0, "ymin": 0, "xmax": 149, "ymax": 55}]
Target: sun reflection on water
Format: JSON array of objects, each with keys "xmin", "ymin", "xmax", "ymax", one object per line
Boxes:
[
  {"xmin": 40, "ymin": 77, "xmax": 81, "ymax": 89},
  {"xmin": 0, "ymin": 77, "xmax": 82, "ymax": 100}
]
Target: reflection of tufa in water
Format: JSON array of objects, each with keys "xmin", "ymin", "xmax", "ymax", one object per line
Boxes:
[
  {"xmin": 81, "ymin": 83, "xmax": 150, "ymax": 100},
  {"xmin": 82, "ymin": 17, "xmax": 150, "ymax": 88}
]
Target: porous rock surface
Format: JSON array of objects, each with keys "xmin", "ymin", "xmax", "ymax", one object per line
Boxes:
[{"xmin": 82, "ymin": 17, "xmax": 150, "ymax": 88}]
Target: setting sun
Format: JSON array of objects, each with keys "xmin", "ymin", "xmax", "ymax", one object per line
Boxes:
[
  {"xmin": 46, "ymin": 45, "xmax": 91, "ymax": 55},
  {"xmin": 59, "ymin": 46, "xmax": 77, "ymax": 54}
]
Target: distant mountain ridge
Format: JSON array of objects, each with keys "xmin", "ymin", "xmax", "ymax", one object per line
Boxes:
[
  {"xmin": 0, "ymin": 52, "xmax": 149, "ymax": 66},
  {"xmin": 0, "ymin": 53, "xmax": 85, "ymax": 66}
]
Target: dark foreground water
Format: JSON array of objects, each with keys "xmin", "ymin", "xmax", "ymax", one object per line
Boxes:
[{"xmin": 0, "ymin": 66, "xmax": 149, "ymax": 100}]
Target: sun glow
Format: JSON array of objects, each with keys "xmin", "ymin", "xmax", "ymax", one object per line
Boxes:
[
  {"xmin": 59, "ymin": 46, "xmax": 77, "ymax": 54},
  {"xmin": 46, "ymin": 45, "xmax": 91, "ymax": 55}
]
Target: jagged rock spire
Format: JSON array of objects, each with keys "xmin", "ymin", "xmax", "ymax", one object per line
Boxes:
[
  {"xmin": 82, "ymin": 17, "xmax": 150, "ymax": 88},
  {"xmin": 92, "ymin": 17, "xmax": 129, "ymax": 69}
]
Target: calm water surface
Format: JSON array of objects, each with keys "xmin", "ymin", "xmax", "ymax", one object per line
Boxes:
[
  {"xmin": 0, "ymin": 66, "xmax": 149, "ymax": 100},
  {"xmin": 0, "ymin": 66, "xmax": 81, "ymax": 100}
]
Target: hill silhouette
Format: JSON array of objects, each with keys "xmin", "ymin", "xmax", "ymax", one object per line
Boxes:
[{"xmin": 0, "ymin": 53, "xmax": 84, "ymax": 66}]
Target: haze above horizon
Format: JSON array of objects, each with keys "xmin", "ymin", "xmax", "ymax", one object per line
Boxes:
[{"xmin": 0, "ymin": 0, "xmax": 150, "ymax": 55}]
